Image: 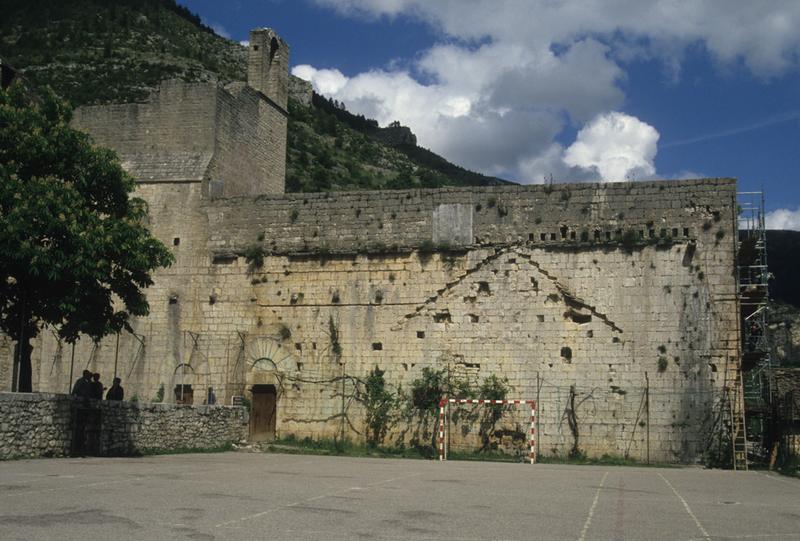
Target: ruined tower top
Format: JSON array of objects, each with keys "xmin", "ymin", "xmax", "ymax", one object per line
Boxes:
[{"xmin": 247, "ymin": 28, "xmax": 290, "ymax": 111}]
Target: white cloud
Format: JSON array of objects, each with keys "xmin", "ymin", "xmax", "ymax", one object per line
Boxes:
[
  {"xmin": 765, "ymin": 208, "xmax": 800, "ymax": 230},
  {"xmin": 292, "ymin": 65, "xmax": 349, "ymax": 95},
  {"xmin": 239, "ymin": 40, "xmax": 249, "ymax": 47},
  {"xmin": 315, "ymin": 1, "xmax": 800, "ymax": 76},
  {"xmin": 301, "ymin": 0, "xmax": 800, "ymax": 182},
  {"xmin": 564, "ymin": 112, "xmax": 660, "ymax": 182},
  {"xmin": 210, "ymin": 23, "xmax": 231, "ymax": 39}
]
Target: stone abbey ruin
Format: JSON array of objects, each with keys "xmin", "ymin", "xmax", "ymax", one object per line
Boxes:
[{"xmin": 1, "ymin": 29, "xmax": 744, "ymax": 463}]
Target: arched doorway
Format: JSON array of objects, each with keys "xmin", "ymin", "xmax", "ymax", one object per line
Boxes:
[
  {"xmin": 250, "ymin": 383, "xmax": 277, "ymax": 442},
  {"xmin": 172, "ymin": 363, "xmax": 195, "ymax": 404},
  {"xmin": 242, "ymin": 336, "xmax": 298, "ymax": 442}
]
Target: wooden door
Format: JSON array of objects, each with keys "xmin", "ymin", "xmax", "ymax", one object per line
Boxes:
[
  {"xmin": 250, "ymin": 385, "xmax": 277, "ymax": 442},
  {"xmin": 174, "ymin": 384, "xmax": 194, "ymax": 405}
]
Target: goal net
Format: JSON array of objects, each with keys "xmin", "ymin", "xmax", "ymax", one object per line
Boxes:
[{"xmin": 438, "ymin": 398, "xmax": 537, "ymax": 464}]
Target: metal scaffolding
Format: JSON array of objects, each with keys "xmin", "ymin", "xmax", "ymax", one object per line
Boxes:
[{"xmin": 737, "ymin": 190, "xmax": 773, "ymax": 466}]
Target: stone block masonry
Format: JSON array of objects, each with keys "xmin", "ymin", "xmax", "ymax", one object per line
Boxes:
[
  {"xmin": 0, "ymin": 393, "xmax": 247, "ymax": 460},
  {"xmin": 206, "ymin": 178, "xmax": 736, "ymax": 256},
  {"xmin": 20, "ymin": 177, "xmax": 739, "ymax": 463}
]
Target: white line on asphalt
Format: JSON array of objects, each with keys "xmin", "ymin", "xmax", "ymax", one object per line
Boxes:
[
  {"xmin": 215, "ymin": 471, "xmax": 422, "ymax": 528},
  {"xmin": 754, "ymin": 471, "xmax": 800, "ymax": 489},
  {"xmin": 658, "ymin": 472, "xmax": 710, "ymax": 541},
  {"xmin": 685, "ymin": 534, "xmax": 800, "ymax": 540},
  {"xmin": 578, "ymin": 470, "xmax": 609, "ymax": 541}
]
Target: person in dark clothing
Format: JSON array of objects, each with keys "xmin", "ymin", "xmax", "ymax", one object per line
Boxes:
[
  {"xmin": 71, "ymin": 370, "xmax": 92, "ymax": 399},
  {"xmin": 106, "ymin": 377, "xmax": 124, "ymax": 401},
  {"xmin": 90, "ymin": 373, "xmax": 104, "ymax": 400}
]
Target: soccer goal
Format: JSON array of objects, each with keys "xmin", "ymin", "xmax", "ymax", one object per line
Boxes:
[{"xmin": 437, "ymin": 398, "xmax": 537, "ymax": 464}]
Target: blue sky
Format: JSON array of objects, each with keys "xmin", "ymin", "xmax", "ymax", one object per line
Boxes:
[{"xmin": 182, "ymin": 0, "xmax": 800, "ymax": 227}]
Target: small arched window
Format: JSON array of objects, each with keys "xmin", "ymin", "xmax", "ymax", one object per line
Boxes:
[{"xmin": 269, "ymin": 37, "xmax": 279, "ymax": 61}]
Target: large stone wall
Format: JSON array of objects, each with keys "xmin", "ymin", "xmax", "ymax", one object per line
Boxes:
[
  {"xmin": 17, "ymin": 178, "xmax": 739, "ymax": 463},
  {"xmin": 0, "ymin": 392, "xmax": 247, "ymax": 460},
  {"xmin": 71, "ymin": 80, "xmax": 286, "ymax": 197},
  {"xmin": 71, "ymin": 80, "xmax": 218, "ymax": 183},
  {"xmin": 204, "ymin": 179, "xmax": 735, "ymax": 255}
]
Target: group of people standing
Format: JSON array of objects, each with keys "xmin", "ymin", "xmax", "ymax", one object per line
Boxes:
[{"xmin": 71, "ymin": 370, "xmax": 124, "ymax": 401}]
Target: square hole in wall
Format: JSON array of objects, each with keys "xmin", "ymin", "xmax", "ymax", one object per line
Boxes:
[
  {"xmin": 537, "ymin": 314, "xmax": 545, "ymax": 322},
  {"xmin": 540, "ymin": 233, "xmax": 547, "ymax": 241},
  {"xmin": 649, "ymin": 229, "xmax": 655, "ymax": 238},
  {"xmin": 295, "ymin": 343, "xmax": 302, "ymax": 351},
  {"xmin": 605, "ymin": 231, "xmax": 612, "ymax": 240},
  {"xmin": 417, "ymin": 331, "xmax": 425, "ymax": 339},
  {"xmin": 529, "ymin": 233, "xmax": 535, "ymax": 241},
  {"xmin": 173, "ymin": 237, "xmax": 180, "ymax": 246},
  {"xmin": 570, "ymin": 231, "xmax": 576, "ymax": 240},
  {"xmin": 550, "ymin": 233, "xmax": 556, "ymax": 241},
  {"xmin": 672, "ymin": 228, "xmax": 679, "ymax": 237},
  {"xmin": 683, "ymin": 227, "xmax": 690, "ymax": 237},
  {"xmin": 372, "ymin": 342, "xmax": 383, "ymax": 351},
  {"xmin": 594, "ymin": 230, "xmax": 601, "ymax": 240},
  {"xmin": 433, "ymin": 311, "xmax": 452, "ymax": 323}
]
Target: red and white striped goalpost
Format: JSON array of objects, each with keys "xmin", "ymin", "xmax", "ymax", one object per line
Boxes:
[{"xmin": 438, "ymin": 398, "xmax": 537, "ymax": 464}]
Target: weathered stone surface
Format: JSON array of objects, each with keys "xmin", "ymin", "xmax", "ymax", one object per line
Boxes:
[
  {"xmin": 0, "ymin": 392, "xmax": 247, "ymax": 460},
  {"xmin": 5, "ymin": 178, "xmax": 739, "ymax": 463}
]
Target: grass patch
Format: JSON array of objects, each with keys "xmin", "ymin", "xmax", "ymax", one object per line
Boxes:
[
  {"xmin": 258, "ymin": 438, "xmax": 677, "ymax": 468},
  {"xmin": 536, "ymin": 453, "xmax": 676, "ymax": 468},
  {"xmin": 261, "ymin": 436, "xmax": 432, "ymax": 460},
  {"xmin": 139, "ymin": 442, "xmax": 234, "ymax": 456},
  {"xmin": 446, "ymin": 449, "xmax": 522, "ymax": 463}
]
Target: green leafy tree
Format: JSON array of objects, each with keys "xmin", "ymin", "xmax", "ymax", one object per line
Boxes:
[{"xmin": 0, "ymin": 83, "xmax": 173, "ymax": 392}]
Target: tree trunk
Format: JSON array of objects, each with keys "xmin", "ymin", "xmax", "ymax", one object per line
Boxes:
[{"xmin": 15, "ymin": 338, "xmax": 32, "ymax": 392}]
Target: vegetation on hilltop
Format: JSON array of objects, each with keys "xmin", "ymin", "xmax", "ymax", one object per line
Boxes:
[
  {"xmin": 1, "ymin": 0, "xmax": 510, "ymax": 192},
  {"xmin": 286, "ymin": 94, "xmax": 510, "ymax": 192},
  {"xmin": 766, "ymin": 231, "xmax": 800, "ymax": 308},
  {"xmin": 0, "ymin": 0, "xmax": 246, "ymax": 106}
]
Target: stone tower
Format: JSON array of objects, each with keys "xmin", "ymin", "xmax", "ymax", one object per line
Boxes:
[{"xmin": 247, "ymin": 28, "xmax": 290, "ymax": 110}]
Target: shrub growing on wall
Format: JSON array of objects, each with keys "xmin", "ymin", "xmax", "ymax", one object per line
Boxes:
[
  {"xmin": 363, "ymin": 366, "xmax": 393, "ymax": 447},
  {"xmin": 478, "ymin": 375, "xmax": 512, "ymax": 441}
]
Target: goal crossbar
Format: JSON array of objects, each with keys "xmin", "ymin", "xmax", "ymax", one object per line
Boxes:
[{"xmin": 437, "ymin": 398, "xmax": 537, "ymax": 464}]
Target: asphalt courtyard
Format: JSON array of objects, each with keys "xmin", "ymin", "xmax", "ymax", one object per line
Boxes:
[{"xmin": 0, "ymin": 452, "xmax": 798, "ymax": 541}]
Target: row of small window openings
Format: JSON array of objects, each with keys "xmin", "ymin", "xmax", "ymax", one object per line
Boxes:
[
  {"xmin": 529, "ymin": 227, "xmax": 690, "ymax": 242},
  {"xmin": 297, "ymin": 341, "xmax": 383, "ymax": 351}
]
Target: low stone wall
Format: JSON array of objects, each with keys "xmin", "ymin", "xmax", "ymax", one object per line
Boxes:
[{"xmin": 0, "ymin": 392, "xmax": 248, "ymax": 460}]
